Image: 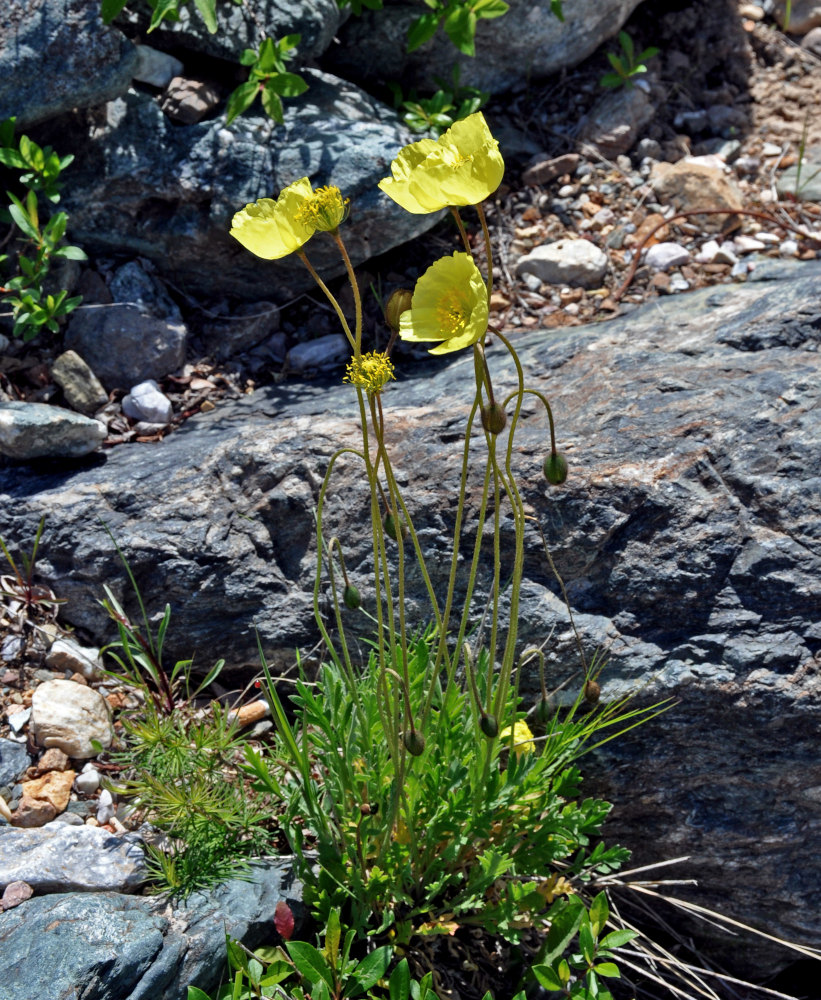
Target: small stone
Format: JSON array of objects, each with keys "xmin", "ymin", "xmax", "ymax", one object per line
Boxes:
[
  {"xmin": 522, "ymin": 272, "xmax": 542, "ymax": 292},
  {"xmin": 645, "ymin": 243, "xmax": 691, "ymax": 271},
  {"xmin": 12, "ymin": 770, "xmax": 76, "ymax": 827},
  {"xmin": 0, "ymin": 739, "xmax": 30, "ymax": 786},
  {"xmin": 557, "ymin": 184, "xmax": 576, "ymax": 198},
  {"xmin": 739, "ymin": 3, "xmax": 764, "ymax": 18},
  {"xmin": 516, "ymin": 239, "xmax": 608, "ymax": 289},
  {"xmin": 694, "ymin": 239, "xmax": 721, "ymax": 264},
  {"xmin": 161, "ymin": 77, "xmax": 221, "ymax": 125},
  {"xmin": 29, "ymin": 748, "xmax": 70, "ymax": 776},
  {"xmin": 734, "ymin": 235, "xmax": 766, "ymax": 254},
  {"xmin": 713, "ymin": 243, "xmax": 739, "ymax": 266},
  {"xmin": 74, "ymin": 766, "xmax": 101, "ymax": 795},
  {"xmin": 761, "ymin": 142, "xmax": 783, "ymax": 157},
  {"xmin": 30, "ymin": 679, "xmax": 113, "ymax": 759},
  {"xmin": 777, "ymin": 154, "xmax": 821, "ymax": 202},
  {"xmin": 50, "ymin": 351, "xmax": 109, "ymax": 416},
  {"xmin": 7, "ymin": 707, "xmax": 31, "ymax": 733},
  {"xmin": 582, "ymin": 85, "xmax": 656, "ymax": 157},
  {"xmin": 802, "ymin": 26, "xmax": 821, "ymax": 57},
  {"xmin": 650, "ymin": 160, "xmax": 743, "ymax": 232},
  {"xmin": 45, "ymin": 637, "xmax": 103, "ymax": 681},
  {"xmin": 122, "ymin": 380, "xmax": 174, "ymax": 425},
  {"xmin": 0, "ymin": 794, "xmax": 12, "ymax": 822},
  {"xmin": 730, "ymin": 260, "xmax": 749, "ymax": 280},
  {"xmin": 0, "ymin": 403, "xmax": 106, "ymax": 460},
  {"xmin": 489, "ymin": 292, "xmax": 511, "ymax": 312},
  {"xmin": 51, "ymin": 810, "xmax": 85, "ymax": 825},
  {"xmin": 779, "ymin": 239, "xmax": 799, "ymax": 257},
  {"xmin": 96, "ymin": 788, "xmax": 115, "ymax": 825},
  {"xmin": 669, "ymin": 274, "xmax": 690, "ymax": 292},
  {"xmin": 0, "ymin": 881, "xmax": 33, "ymax": 912},
  {"xmin": 522, "ymin": 153, "xmax": 581, "ymax": 187},
  {"xmin": 635, "ymin": 137, "xmax": 663, "ymax": 161},
  {"xmin": 133, "ymin": 44, "xmax": 183, "ymax": 88},
  {"xmin": 287, "ymin": 334, "xmax": 349, "ymax": 373}
]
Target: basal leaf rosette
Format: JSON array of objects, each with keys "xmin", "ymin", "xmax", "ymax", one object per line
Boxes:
[
  {"xmin": 378, "ymin": 112, "xmax": 504, "ymax": 213},
  {"xmin": 399, "ymin": 252, "xmax": 488, "ymax": 355},
  {"xmin": 230, "ymin": 177, "xmax": 316, "ymax": 259}
]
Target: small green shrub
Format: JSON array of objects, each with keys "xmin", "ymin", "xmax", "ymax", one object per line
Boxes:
[
  {"xmin": 0, "ymin": 117, "xmax": 86, "ymax": 341},
  {"xmin": 599, "ymin": 30, "xmax": 659, "ymax": 89}
]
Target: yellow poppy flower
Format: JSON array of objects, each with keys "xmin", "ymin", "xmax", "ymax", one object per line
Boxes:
[
  {"xmin": 378, "ymin": 112, "xmax": 504, "ymax": 213},
  {"xmin": 499, "ymin": 720, "xmax": 536, "ymax": 757},
  {"xmin": 398, "ymin": 252, "xmax": 488, "ymax": 355},
  {"xmin": 230, "ymin": 177, "xmax": 316, "ymax": 260}
]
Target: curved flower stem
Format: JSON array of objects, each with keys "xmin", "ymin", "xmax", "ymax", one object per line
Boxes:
[
  {"xmin": 298, "ymin": 250, "xmax": 355, "ymax": 351},
  {"xmin": 450, "ymin": 207, "xmax": 472, "ymax": 255},
  {"xmin": 503, "ymin": 387, "xmax": 559, "ymax": 456},
  {"xmin": 475, "ymin": 202, "xmax": 493, "ymax": 301},
  {"xmin": 333, "ymin": 231, "xmax": 363, "ymax": 357}
]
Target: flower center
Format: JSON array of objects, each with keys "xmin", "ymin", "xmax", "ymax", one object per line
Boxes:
[
  {"xmin": 344, "ymin": 351, "xmax": 396, "ymax": 394},
  {"xmin": 436, "ymin": 289, "xmax": 468, "ymax": 337},
  {"xmin": 295, "ymin": 186, "xmax": 349, "ymax": 232}
]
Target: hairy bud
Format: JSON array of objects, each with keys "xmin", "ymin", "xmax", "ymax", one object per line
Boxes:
[
  {"xmin": 403, "ymin": 729, "xmax": 426, "ymax": 756},
  {"xmin": 385, "ymin": 288, "xmax": 413, "ymax": 332},
  {"xmin": 480, "ymin": 402, "xmax": 507, "ymax": 435},
  {"xmin": 480, "ymin": 713, "xmax": 499, "ymax": 738},
  {"xmin": 543, "ymin": 451, "xmax": 568, "ymax": 485}
]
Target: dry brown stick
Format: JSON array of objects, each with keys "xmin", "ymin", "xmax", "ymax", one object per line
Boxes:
[{"xmin": 612, "ymin": 206, "xmax": 817, "ymax": 303}]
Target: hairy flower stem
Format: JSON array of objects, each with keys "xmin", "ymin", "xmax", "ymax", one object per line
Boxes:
[
  {"xmin": 298, "ymin": 250, "xmax": 355, "ymax": 350},
  {"xmin": 475, "ymin": 202, "xmax": 493, "ymax": 301},
  {"xmin": 506, "ymin": 388, "xmax": 560, "ymax": 456},
  {"xmin": 333, "ymin": 231, "xmax": 362, "ymax": 356},
  {"xmin": 491, "ymin": 331, "xmax": 527, "ymax": 722},
  {"xmin": 450, "ymin": 206, "xmax": 471, "ymax": 254}
]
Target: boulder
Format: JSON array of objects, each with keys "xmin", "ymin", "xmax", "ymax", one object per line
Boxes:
[
  {"xmin": 323, "ymin": 0, "xmax": 644, "ymax": 95},
  {"xmin": 117, "ymin": 0, "xmax": 343, "ymax": 64},
  {"xmin": 0, "ymin": 259, "xmax": 820, "ymax": 977},
  {"xmin": 0, "ymin": 0, "xmax": 137, "ymax": 128},
  {"xmin": 0, "ymin": 402, "xmax": 107, "ymax": 460},
  {"xmin": 46, "ymin": 72, "xmax": 439, "ymax": 301},
  {"xmin": 0, "ymin": 859, "xmax": 302, "ymax": 1000}
]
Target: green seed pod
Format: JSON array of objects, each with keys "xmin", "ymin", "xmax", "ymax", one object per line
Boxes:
[
  {"xmin": 383, "ymin": 512, "xmax": 408, "ymax": 541},
  {"xmin": 385, "ymin": 288, "xmax": 413, "ymax": 332},
  {"xmin": 343, "ymin": 584, "xmax": 361, "ymax": 610},
  {"xmin": 480, "ymin": 402, "xmax": 507, "ymax": 435},
  {"xmin": 534, "ymin": 698, "xmax": 553, "ymax": 725},
  {"xmin": 480, "ymin": 713, "xmax": 499, "ymax": 738},
  {"xmin": 403, "ymin": 729, "xmax": 426, "ymax": 756},
  {"xmin": 584, "ymin": 679, "xmax": 601, "ymax": 705},
  {"xmin": 543, "ymin": 451, "xmax": 568, "ymax": 485}
]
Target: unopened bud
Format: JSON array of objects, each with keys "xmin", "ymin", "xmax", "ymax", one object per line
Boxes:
[
  {"xmin": 480, "ymin": 713, "xmax": 499, "ymax": 738},
  {"xmin": 543, "ymin": 451, "xmax": 568, "ymax": 485},
  {"xmin": 403, "ymin": 729, "xmax": 426, "ymax": 756},
  {"xmin": 360, "ymin": 801, "xmax": 378, "ymax": 816},
  {"xmin": 383, "ymin": 512, "xmax": 408, "ymax": 542},
  {"xmin": 534, "ymin": 698, "xmax": 553, "ymax": 725},
  {"xmin": 343, "ymin": 584, "xmax": 361, "ymax": 610},
  {"xmin": 480, "ymin": 402, "xmax": 507, "ymax": 435},
  {"xmin": 385, "ymin": 288, "xmax": 413, "ymax": 332},
  {"xmin": 584, "ymin": 679, "xmax": 601, "ymax": 705}
]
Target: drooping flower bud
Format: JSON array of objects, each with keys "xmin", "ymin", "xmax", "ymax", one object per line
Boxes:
[
  {"xmin": 543, "ymin": 451, "xmax": 568, "ymax": 485},
  {"xmin": 385, "ymin": 288, "xmax": 413, "ymax": 332},
  {"xmin": 383, "ymin": 512, "xmax": 408, "ymax": 542},
  {"xmin": 480, "ymin": 713, "xmax": 499, "ymax": 738},
  {"xmin": 534, "ymin": 698, "xmax": 553, "ymax": 725},
  {"xmin": 584, "ymin": 679, "xmax": 601, "ymax": 705},
  {"xmin": 403, "ymin": 728, "xmax": 426, "ymax": 756},
  {"xmin": 343, "ymin": 584, "xmax": 361, "ymax": 610},
  {"xmin": 480, "ymin": 402, "xmax": 507, "ymax": 435}
]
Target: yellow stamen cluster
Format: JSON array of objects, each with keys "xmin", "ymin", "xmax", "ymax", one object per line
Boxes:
[
  {"xmin": 344, "ymin": 351, "xmax": 396, "ymax": 395},
  {"xmin": 436, "ymin": 290, "xmax": 469, "ymax": 337},
  {"xmin": 295, "ymin": 186, "xmax": 350, "ymax": 233}
]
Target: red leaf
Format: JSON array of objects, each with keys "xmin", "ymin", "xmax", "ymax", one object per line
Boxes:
[{"xmin": 274, "ymin": 900, "xmax": 295, "ymax": 940}]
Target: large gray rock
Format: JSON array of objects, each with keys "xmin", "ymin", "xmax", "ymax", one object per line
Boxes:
[
  {"xmin": 0, "ymin": 859, "xmax": 302, "ymax": 1000},
  {"xmin": 0, "ymin": 824, "xmax": 146, "ymax": 893},
  {"xmin": 49, "ymin": 72, "xmax": 439, "ymax": 301},
  {"xmin": 0, "ymin": 260, "xmax": 820, "ymax": 977},
  {"xmin": 118, "ymin": 0, "xmax": 343, "ymax": 63},
  {"xmin": 0, "ymin": 0, "xmax": 137, "ymax": 128},
  {"xmin": 324, "ymin": 0, "xmax": 644, "ymax": 95}
]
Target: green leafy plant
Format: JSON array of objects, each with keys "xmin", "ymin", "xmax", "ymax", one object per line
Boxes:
[
  {"xmin": 407, "ymin": 0, "xmax": 510, "ymax": 58},
  {"xmin": 0, "ymin": 117, "xmax": 86, "ymax": 341},
  {"xmin": 107, "ymin": 696, "xmax": 277, "ymax": 895},
  {"xmin": 0, "ymin": 516, "xmax": 64, "ymax": 622},
  {"xmin": 101, "ymin": 0, "xmax": 233, "ymax": 34},
  {"xmin": 99, "ymin": 527, "xmax": 225, "ymax": 715},
  {"xmin": 390, "ymin": 67, "xmax": 488, "ymax": 136},
  {"xmin": 224, "ymin": 113, "xmax": 671, "ymax": 997},
  {"xmin": 599, "ymin": 30, "xmax": 659, "ymax": 89},
  {"xmin": 226, "ymin": 35, "xmax": 309, "ymax": 126}
]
